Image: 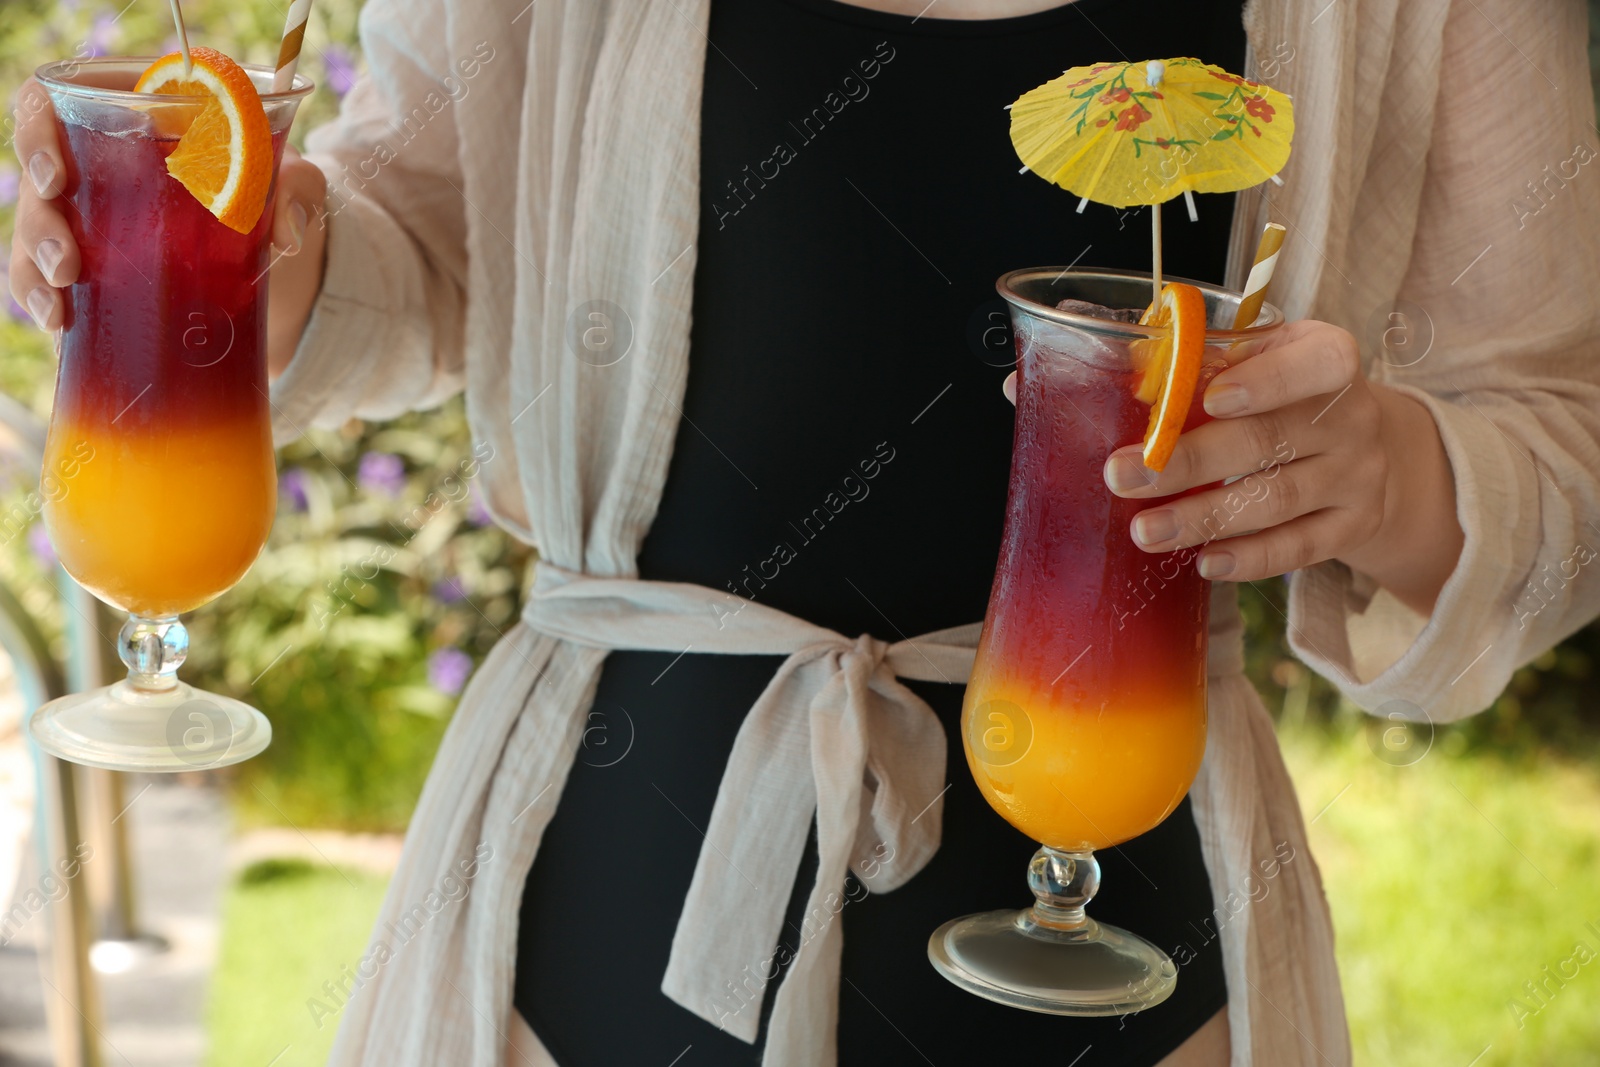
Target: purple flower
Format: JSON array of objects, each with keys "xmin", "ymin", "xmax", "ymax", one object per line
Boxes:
[
  {"xmin": 322, "ymin": 45, "xmax": 359, "ymax": 98},
  {"xmin": 279, "ymin": 468, "xmax": 310, "ymax": 511},
  {"xmin": 28, "ymin": 523, "xmax": 56, "ymax": 568},
  {"xmin": 467, "ymin": 482, "xmax": 493, "ymax": 526},
  {"xmin": 84, "ymin": 13, "xmax": 120, "ymax": 58},
  {"xmin": 432, "ymin": 576, "xmax": 468, "ymax": 603},
  {"xmin": 427, "ymin": 647, "xmax": 473, "ymax": 696},
  {"xmin": 358, "ymin": 452, "xmax": 406, "ymax": 497},
  {"xmin": 0, "ymin": 170, "xmax": 18, "ymax": 208}
]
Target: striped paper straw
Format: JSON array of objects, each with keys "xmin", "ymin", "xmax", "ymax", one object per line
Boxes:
[
  {"xmin": 1232, "ymin": 222, "xmax": 1286, "ymax": 329},
  {"xmin": 271, "ymin": 0, "xmax": 314, "ymax": 94}
]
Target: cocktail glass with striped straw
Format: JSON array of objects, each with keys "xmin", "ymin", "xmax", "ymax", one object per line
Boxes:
[
  {"xmin": 272, "ymin": 0, "xmax": 315, "ymax": 95},
  {"xmin": 1232, "ymin": 222, "xmax": 1286, "ymax": 329}
]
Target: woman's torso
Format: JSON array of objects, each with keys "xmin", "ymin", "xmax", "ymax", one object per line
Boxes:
[{"xmin": 514, "ymin": 1, "xmax": 1245, "ymax": 1062}]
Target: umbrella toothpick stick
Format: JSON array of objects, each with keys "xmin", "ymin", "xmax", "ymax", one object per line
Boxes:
[
  {"xmin": 167, "ymin": 0, "xmax": 193, "ymax": 76},
  {"xmin": 1150, "ymin": 203, "xmax": 1163, "ymax": 308}
]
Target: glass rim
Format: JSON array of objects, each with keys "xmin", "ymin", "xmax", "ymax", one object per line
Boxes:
[
  {"xmin": 34, "ymin": 56, "xmax": 314, "ymax": 104},
  {"xmin": 997, "ymin": 266, "xmax": 1285, "ymax": 342}
]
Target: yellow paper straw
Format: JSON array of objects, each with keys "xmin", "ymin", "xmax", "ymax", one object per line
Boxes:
[
  {"xmin": 272, "ymin": 0, "xmax": 314, "ymax": 94},
  {"xmin": 1232, "ymin": 222, "xmax": 1286, "ymax": 329}
]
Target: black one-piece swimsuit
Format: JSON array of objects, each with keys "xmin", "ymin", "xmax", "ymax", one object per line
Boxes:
[{"xmin": 515, "ymin": 1, "xmax": 1245, "ymax": 1063}]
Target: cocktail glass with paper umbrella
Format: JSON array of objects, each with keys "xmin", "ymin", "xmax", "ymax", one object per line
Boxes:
[
  {"xmin": 1010, "ymin": 57, "xmax": 1293, "ymax": 307},
  {"xmin": 924, "ymin": 59, "xmax": 1294, "ymax": 1019}
]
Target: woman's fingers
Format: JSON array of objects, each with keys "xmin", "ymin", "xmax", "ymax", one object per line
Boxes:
[
  {"xmin": 270, "ymin": 149, "xmax": 328, "ymax": 256},
  {"xmin": 1193, "ymin": 505, "xmax": 1378, "ymax": 583},
  {"xmin": 1105, "ymin": 401, "xmax": 1321, "ymax": 498},
  {"xmin": 265, "ymin": 153, "xmax": 331, "ymax": 379},
  {"xmin": 1001, "ymin": 371, "xmax": 1017, "ymax": 405},
  {"xmin": 1125, "ymin": 453, "xmax": 1355, "ymax": 553},
  {"xmin": 1201, "ymin": 318, "xmax": 1359, "ymax": 418},
  {"xmin": 7, "ymin": 240, "xmax": 59, "ymax": 330},
  {"xmin": 13, "ymin": 193, "xmax": 81, "ymax": 287},
  {"xmin": 9, "ymin": 76, "xmax": 75, "ymax": 331},
  {"xmin": 12, "ymin": 78, "xmax": 66, "ymax": 199}
]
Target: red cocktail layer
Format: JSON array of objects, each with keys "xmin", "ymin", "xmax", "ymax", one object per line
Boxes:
[
  {"xmin": 983, "ymin": 352, "xmax": 1212, "ymax": 715},
  {"xmin": 50, "ymin": 113, "xmax": 286, "ymax": 434}
]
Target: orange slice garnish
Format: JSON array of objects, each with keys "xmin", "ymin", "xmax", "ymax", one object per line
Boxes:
[
  {"xmin": 135, "ymin": 48, "xmax": 273, "ymax": 235},
  {"xmin": 1134, "ymin": 282, "xmax": 1206, "ymax": 472}
]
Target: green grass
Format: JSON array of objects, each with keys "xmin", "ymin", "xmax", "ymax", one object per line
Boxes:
[
  {"xmin": 201, "ymin": 728, "xmax": 1600, "ymax": 1067},
  {"xmin": 1279, "ymin": 721, "xmax": 1600, "ymax": 1067},
  {"xmin": 204, "ymin": 860, "xmax": 390, "ymax": 1067}
]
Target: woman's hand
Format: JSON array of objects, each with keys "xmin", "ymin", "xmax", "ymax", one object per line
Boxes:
[
  {"xmin": 1003, "ymin": 318, "xmax": 1464, "ymax": 614},
  {"xmin": 8, "ymin": 76, "xmax": 329, "ymax": 376}
]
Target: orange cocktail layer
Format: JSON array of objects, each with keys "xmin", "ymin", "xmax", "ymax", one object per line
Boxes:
[
  {"xmin": 43, "ymin": 418, "xmax": 274, "ymax": 617},
  {"xmin": 964, "ymin": 674, "xmax": 1205, "ymax": 852}
]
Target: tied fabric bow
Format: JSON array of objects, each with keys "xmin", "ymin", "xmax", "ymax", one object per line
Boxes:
[{"xmin": 520, "ymin": 562, "xmax": 980, "ymax": 1059}]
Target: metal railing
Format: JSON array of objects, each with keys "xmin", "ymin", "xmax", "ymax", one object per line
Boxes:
[{"xmin": 0, "ymin": 389, "xmax": 154, "ymax": 1067}]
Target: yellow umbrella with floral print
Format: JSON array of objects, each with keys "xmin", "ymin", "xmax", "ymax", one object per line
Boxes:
[
  {"xmin": 1011, "ymin": 57, "xmax": 1292, "ymax": 206},
  {"xmin": 1009, "ymin": 57, "xmax": 1293, "ymax": 304}
]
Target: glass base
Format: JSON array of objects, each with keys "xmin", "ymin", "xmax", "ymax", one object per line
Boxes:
[
  {"xmin": 26, "ymin": 679, "xmax": 270, "ymax": 772},
  {"xmin": 928, "ymin": 908, "xmax": 1177, "ymax": 1016}
]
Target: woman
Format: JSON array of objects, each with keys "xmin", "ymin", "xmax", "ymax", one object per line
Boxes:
[{"xmin": 10, "ymin": 0, "xmax": 1600, "ymax": 1064}]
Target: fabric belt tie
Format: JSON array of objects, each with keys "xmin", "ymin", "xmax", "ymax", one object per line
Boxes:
[{"xmin": 519, "ymin": 561, "xmax": 981, "ymax": 1060}]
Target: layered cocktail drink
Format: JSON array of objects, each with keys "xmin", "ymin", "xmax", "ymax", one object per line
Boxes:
[
  {"xmin": 964, "ymin": 298, "xmax": 1213, "ymax": 852},
  {"xmin": 26, "ymin": 56, "xmax": 311, "ymax": 772},
  {"xmin": 929, "ymin": 268, "xmax": 1280, "ymax": 1015},
  {"xmin": 44, "ymin": 89, "xmax": 289, "ymax": 615}
]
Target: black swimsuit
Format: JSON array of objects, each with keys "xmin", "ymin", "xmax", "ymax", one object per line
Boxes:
[{"xmin": 514, "ymin": 1, "xmax": 1245, "ymax": 1062}]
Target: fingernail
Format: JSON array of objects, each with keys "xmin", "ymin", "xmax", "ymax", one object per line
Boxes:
[
  {"xmin": 25, "ymin": 287, "xmax": 53, "ymax": 331},
  {"xmin": 27, "ymin": 152, "xmax": 56, "ymax": 197},
  {"xmin": 1204, "ymin": 383, "xmax": 1248, "ymax": 417},
  {"xmin": 34, "ymin": 238, "xmax": 64, "ymax": 285},
  {"xmin": 287, "ymin": 201, "xmax": 308, "ymax": 252},
  {"xmin": 1199, "ymin": 552, "xmax": 1235, "ymax": 579},
  {"xmin": 1132, "ymin": 509, "xmax": 1178, "ymax": 547},
  {"xmin": 1105, "ymin": 453, "xmax": 1155, "ymax": 493}
]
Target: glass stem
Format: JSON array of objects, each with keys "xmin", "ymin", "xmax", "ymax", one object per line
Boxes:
[
  {"xmin": 1024, "ymin": 846, "xmax": 1099, "ymax": 935},
  {"xmin": 118, "ymin": 615, "xmax": 188, "ymax": 691}
]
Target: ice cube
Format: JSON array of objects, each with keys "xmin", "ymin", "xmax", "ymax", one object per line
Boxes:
[{"xmin": 1054, "ymin": 298, "xmax": 1144, "ymax": 323}]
